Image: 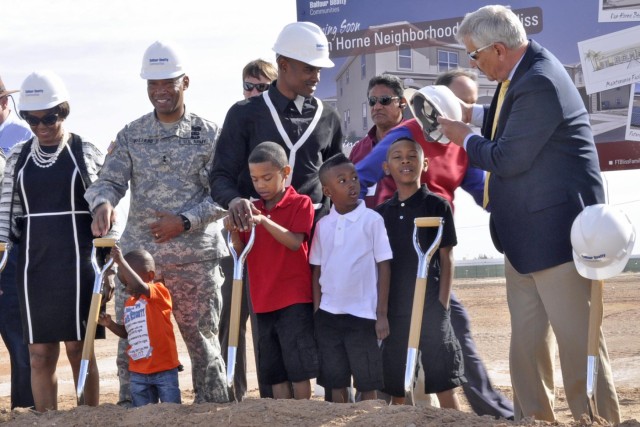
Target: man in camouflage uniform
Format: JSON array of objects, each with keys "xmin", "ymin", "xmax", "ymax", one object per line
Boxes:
[{"xmin": 85, "ymin": 40, "xmax": 229, "ymax": 404}]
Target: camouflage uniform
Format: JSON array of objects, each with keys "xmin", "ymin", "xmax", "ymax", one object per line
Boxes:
[{"xmin": 85, "ymin": 109, "xmax": 229, "ymax": 403}]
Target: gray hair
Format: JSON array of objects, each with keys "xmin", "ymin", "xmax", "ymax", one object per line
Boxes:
[{"xmin": 456, "ymin": 5, "xmax": 527, "ymax": 50}]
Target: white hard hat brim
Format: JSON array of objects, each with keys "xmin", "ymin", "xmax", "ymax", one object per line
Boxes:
[
  {"xmin": 573, "ymin": 249, "xmax": 630, "ymax": 280},
  {"xmin": 405, "ymin": 86, "xmax": 451, "ymax": 144},
  {"xmin": 273, "ymin": 48, "xmax": 335, "ymax": 69}
]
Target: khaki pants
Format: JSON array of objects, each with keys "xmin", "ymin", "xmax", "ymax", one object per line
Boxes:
[{"xmin": 505, "ymin": 258, "xmax": 620, "ymax": 423}]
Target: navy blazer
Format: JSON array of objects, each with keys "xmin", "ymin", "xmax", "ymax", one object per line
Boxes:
[{"xmin": 466, "ymin": 40, "xmax": 605, "ymax": 274}]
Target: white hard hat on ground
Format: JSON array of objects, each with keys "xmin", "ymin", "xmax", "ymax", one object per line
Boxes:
[
  {"xmin": 404, "ymin": 85, "xmax": 462, "ymax": 144},
  {"xmin": 140, "ymin": 40, "xmax": 186, "ymax": 80},
  {"xmin": 18, "ymin": 71, "xmax": 69, "ymax": 111},
  {"xmin": 273, "ymin": 22, "xmax": 334, "ymax": 68},
  {"xmin": 571, "ymin": 203, "xmax": 636, "ymax": 280}
]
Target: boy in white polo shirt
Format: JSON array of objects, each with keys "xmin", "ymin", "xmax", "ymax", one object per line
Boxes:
[{"xmin": 310, "ymin": 153, "xmax": 392, "ymax": 403}]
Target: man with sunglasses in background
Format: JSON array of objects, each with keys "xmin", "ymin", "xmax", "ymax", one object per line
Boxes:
[
  {"xmin": 0, "ymin": 75, "xmax": 35, "ymax": 410},
  {"xmin": 349, "ymin": 74, "xmax": 407, "ymax": 208},
  {"xmin": 241, "ymin": 59, "xmax": 277, "ymax": 99},
  {"xmin": 350, "ymin": 71, "xmax": 513, "ymax": 419},
  {"xmin": 218, "ymin": 58, "xmax": 278, "ymax": 401}
]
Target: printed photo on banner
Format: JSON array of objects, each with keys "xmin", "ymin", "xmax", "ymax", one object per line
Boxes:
[
  {"xmin": 599, "ymin": 0, "xmax": 640, "ymax": 22},
  {"xmin": 578, "ymin": 26, "xmax": 640, "ymax": 95},
  {"xmin": 626, "ymin": 83, "xmax": 640, "ymax": 141}
]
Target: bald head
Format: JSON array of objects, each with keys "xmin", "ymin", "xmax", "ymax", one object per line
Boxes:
[
  {"xmin": 448, "ymin": 75, "xmax": 478, "ymax": 104},
  {"xmin": 124, "ymin": 249, "xmax": 155, "ymax": 277}
]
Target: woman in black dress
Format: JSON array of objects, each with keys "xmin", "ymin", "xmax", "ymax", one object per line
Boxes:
[{"xmin": 0, "ymin": 71, "xmax": 110, "ymax": 411}]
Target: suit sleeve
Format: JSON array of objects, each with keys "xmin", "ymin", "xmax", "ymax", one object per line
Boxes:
[
  {"xmin": 460, "ymin": 166, "xmax": 486, "ymax": 207},
  {"xmin": 355, "ymin": 126, "xmax": 412, "ymax": 198},
  {"xmin": 210, "ymin": 103, "xmax": 249, "ymax": 209},
  {"xmin": 466, "ymin": 75, "xmax": 563, "ymax": 178}
]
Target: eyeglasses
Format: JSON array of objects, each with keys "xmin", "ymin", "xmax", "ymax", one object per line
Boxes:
[
  {"xmin": 468, "ymin": 43, "xmax": 494, "ymax": 61},
  {"xmin": 243, "ymin": 81, "xmax": 270, "ymax": 92},
  {"xmin": 23, "ymin": 113, "xmax": 59, "ymax": 127},
  {"xmin": 368, "ymin": 95, "xmax": 399, "ymax": 107}
]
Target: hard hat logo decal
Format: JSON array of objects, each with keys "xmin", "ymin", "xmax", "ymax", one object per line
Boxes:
[
  {"xmin": 316, "ymin": 43, "xmax": 327, "ymax": 51},
  {"xmin": 580, "ymin": 253, "xmax": 606, "ymax": 261}
]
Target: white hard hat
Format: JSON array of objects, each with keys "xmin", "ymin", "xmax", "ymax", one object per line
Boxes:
[
  {"xmin": 404, "ymin": 85, "xmax": 462, "ymax": 144},
  {"xmin": 140, "ymin": 40, "xmax": 186, "ymax": 80},
  {"xmin": 571, "ymin": 204, "xmax": 636, "ymax": 280},
  {"xmin": 273, "ymin": 22, "xmax": 334, "ymax": 68},
  {"xmin": 18, "ymin": 71, "xmax": 69, "ymax": 111}
]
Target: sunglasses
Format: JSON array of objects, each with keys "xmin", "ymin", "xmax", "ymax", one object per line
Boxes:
[
  {"xmin": 468, "ymin": 43, "xmax": 494, "ymax": 61},
  {"xmin": 23, "ymin": 113, "xmax": 59, "ymax": 127},
  {"xmin": 368, "ymin": 95, "xmax": 399, "ymax": 107},
  {"xmin": 243, "ymin": 81, "xmax": 270, "ymax": 92}
]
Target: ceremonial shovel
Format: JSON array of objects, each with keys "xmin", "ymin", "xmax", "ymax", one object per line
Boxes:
[
  {"xmin": 77, "ymin": 238, "xmax": 116, "ymax": 405},
  {"xmin": 226, "ymin": 227, "xmax": 256, "ymax": 401},
  {"xmin": 404, "ymin": 217, "xmax": 444, "ymax": 404}
]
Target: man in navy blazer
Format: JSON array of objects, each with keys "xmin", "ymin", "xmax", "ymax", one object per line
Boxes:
[{"xmin": 439, "ymin": 5, "xmax": 620, "ymax": 423}]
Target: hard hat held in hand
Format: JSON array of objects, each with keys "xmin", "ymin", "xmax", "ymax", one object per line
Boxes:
[
  {"xmin": 273, "ymin": 22, "xmax": 334, "ymax": 68},
  {"xmin": 571, "ymin": 204, "xmax": 636, "ymax": 280},
  {"xmin": 404, "ymin": 85, "xmax": 462, "ymax": 144},
  {"xmin": 140, "ymin": 41, "xmax": 186, "ymax": 80},
  {"xmin": 19, "ymin": 71, "xmax": 69, "ymax": 111}
]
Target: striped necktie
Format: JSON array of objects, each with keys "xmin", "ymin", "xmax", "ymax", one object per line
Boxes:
[{"xmin": 483, "ymin": 79, "xmax": 510, "ymax": 209}]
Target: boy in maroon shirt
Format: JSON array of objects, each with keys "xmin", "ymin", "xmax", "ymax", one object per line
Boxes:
[{"xmin": 224, "ymin": 141, "xmax": 318, "ymax": 399}]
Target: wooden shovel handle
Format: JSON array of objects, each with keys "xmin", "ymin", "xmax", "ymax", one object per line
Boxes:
[
  {"xmin": 93, "ymin": 238, "xmax": 117, "ymax": 248},
  {"xmin": 587, "ymin": 280, "xmax": 604, "ymax": 357},
  {"xmin": 0, "ymin": 242, "xmax": 7, "ymax": 252},
  {"xmin": 81, "ymin": 293, "xmax": 103, "ymax": 360},
  {"xmin": 408, "ymin": 277, "xmax": 427, "ymax": 348},
  {"xmin": 414, "ymin": 217, "xmax": 442, "ymax": 228},
  {"xmin": 228, "ymin": 279, "xmax": 244, "ymax": 348}
]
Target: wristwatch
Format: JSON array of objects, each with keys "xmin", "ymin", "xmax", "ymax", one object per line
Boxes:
[{"xmin": 179, "ymin": 214, "xmax": 191, "ymax": 231}]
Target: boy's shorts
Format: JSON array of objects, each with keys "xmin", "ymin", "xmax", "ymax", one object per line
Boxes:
[
  {"xmin": 314, "ymin": 309, "xmax": 384, "ymax": 392},
  {"xmin": 382, "ymin": 296, "xmax": 466, "ymax": 397},
  {"xmin": 256, "ymin": 303, "xmax": 319, "ymax": 385}
]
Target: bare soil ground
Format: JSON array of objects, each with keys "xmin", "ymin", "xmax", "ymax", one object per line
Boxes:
[{"xmin": 1, "ymin": 273, "xmax": 639, "ymax": 426}]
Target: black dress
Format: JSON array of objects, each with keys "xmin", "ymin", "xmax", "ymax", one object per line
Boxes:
[{"xmin": 16, "ymin": 143, "xmax": 100, "ymax": 344}]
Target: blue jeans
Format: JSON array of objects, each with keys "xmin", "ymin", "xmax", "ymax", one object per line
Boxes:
[
  {"xmin": 0, "ymin": 246, "xmax": 34, "ymax": 409},
  {"xmin": 130, "ymin": 368, "xmax": 181, "ymax": 407}
]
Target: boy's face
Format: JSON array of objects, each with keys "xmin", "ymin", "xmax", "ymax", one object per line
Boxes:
[
  {"xmin": 249, "ymin": 161, "xmax": 289, "ymax": 202},
  {"xmin": 117, "ymin": 270, "xmax": 141, "ymax": 298},
  {"xmin": 321, "ymin": 162, "xmax": 360, "ymax": 211},
  {"xmin": 383, "ymin": 139, "xmax": 428, "ymax": 186}
]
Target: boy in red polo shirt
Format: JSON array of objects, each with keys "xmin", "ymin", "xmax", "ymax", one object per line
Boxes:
[{"xmin": 224, "ymin": 141, "xmax": 318, "ymax": 400}]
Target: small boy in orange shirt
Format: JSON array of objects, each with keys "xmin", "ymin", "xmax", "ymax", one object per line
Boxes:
[{"xmin": 99, "ymin": 246, "xmax": 181, "ymax": 407}]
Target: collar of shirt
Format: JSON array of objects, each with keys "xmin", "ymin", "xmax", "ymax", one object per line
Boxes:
[
  {"xmin": 151, "ymin": 106, "xmax": 194, "ymax": 138},
  {"xmin": 268, "ymin": 81, "xmax": 314, "ymax": 114},
  {"xmin": 387, "ymin": 184, "xmax": 430, "ymax": 207},
  {"xmin": 328, "ymin": 199, "xmax": 367, "ymax": 222},
  {"xmin": 254, "ymin": 185, "xmax": 299, "ymax": 213}
]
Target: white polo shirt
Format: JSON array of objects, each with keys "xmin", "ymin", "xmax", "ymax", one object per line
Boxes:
[{"xmin": 310, "ymin": 200, "xmax": 393, "ymax": 320}]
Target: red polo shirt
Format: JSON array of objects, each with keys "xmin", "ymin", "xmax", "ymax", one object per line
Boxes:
[{"xmin": 241, "ymin": 186, "xmax": 314, "ymax": 313}]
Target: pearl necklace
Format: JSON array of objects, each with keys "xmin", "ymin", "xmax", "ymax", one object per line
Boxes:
[{"xmin": 30, "ymin": 132, "xmax": 69, "ymax": 168}]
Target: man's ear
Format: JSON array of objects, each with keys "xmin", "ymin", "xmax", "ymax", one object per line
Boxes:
[
  {"xmin": 422, "ymin": 156, "xmax": 429, "ymax": 172},
  {"xmin": 322, "ymin": 185, "xmax": 331, "ymax": 198},
  {"xmin": 147, "ymin": 270, "xmax": 155, "ymax": 282},
  {"xmin": 282, "ymin": 165, "xmax": 292, "ymax": 179},
  {"xmin": 382, "ymin": 161, "xmax": 391, "ymax": 175}
]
